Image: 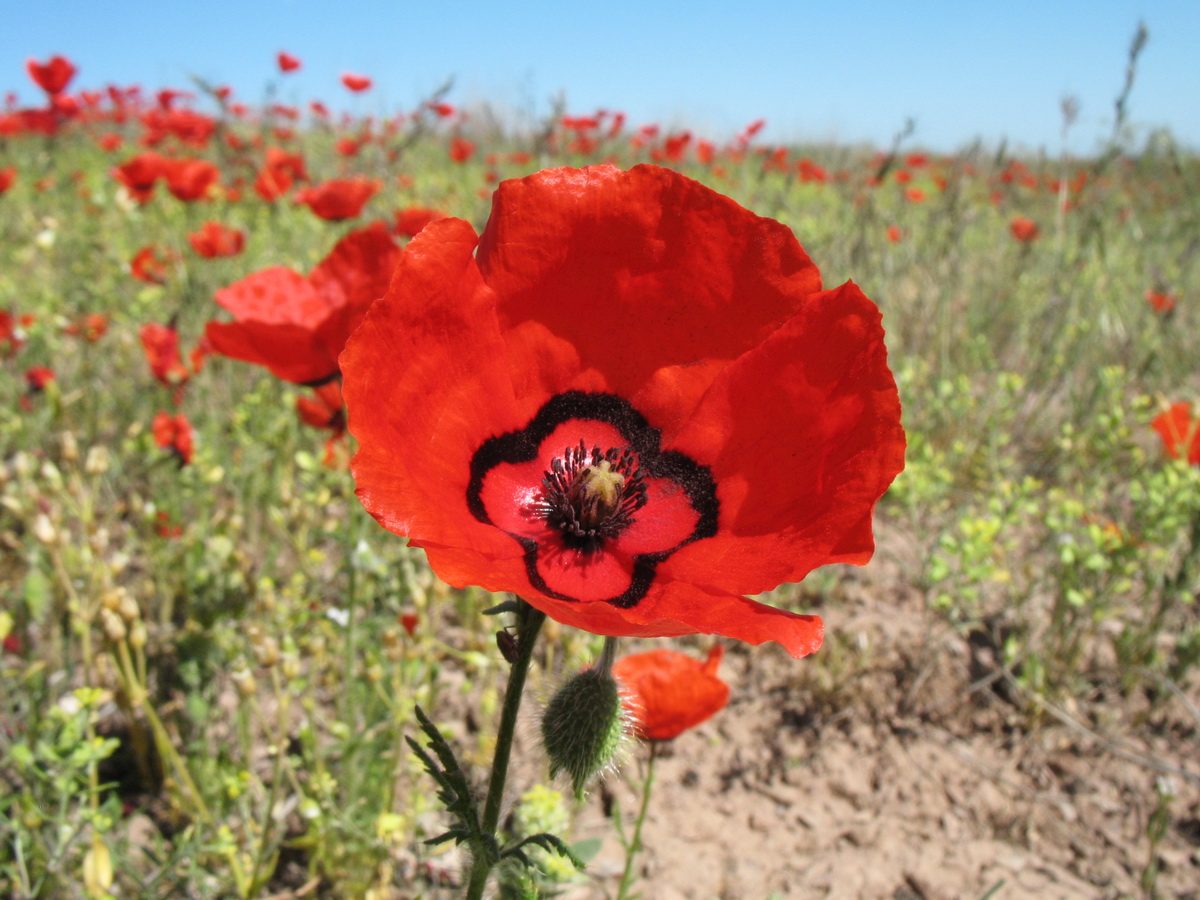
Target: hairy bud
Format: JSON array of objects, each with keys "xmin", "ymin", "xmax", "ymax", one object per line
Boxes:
[{"xmin": 541, "ymin": 665, "xmax": 626, "ymax": 800}]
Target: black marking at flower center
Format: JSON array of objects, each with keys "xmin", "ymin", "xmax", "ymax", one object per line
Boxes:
[
  {"xmin": 467, "ymin": 391, "xmax": 718, "ymax": 608},
  {"xmin": 535, "ymin": 440, "xmax": 648, "ymax": 551}
]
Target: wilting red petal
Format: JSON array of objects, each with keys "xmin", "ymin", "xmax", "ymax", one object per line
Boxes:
[{"xmin": 614, "ymin": 646, "xmax": 730, "ymax": 741}]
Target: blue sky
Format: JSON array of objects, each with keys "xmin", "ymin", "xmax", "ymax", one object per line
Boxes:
[{"xmin": 3, "ymin": 1, "xmax": 1195, "ymax": 153}]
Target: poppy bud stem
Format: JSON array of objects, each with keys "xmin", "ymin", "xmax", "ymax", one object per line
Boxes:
[
  {"xmin": 616, "ymin": 741, "xmax": 659, "ymax": 900},
  {"xmin": 465, "ymin": 598, "xmax": 546, "ymax": 900}
]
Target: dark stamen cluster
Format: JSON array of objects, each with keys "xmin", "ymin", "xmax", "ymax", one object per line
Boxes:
[{"xmin": 535, "ymin": 440, "xmax": 648, "ymax": 550}]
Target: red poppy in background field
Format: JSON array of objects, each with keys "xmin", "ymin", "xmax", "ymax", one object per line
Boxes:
[
  {"xmin": 206, "ymin": 222, "xmax": 400, "ymax": 385},
  {"xmin": 130, "ymin": 245, "xmax": 176, "ymax": 284},
  {"xmin": 254, "ymin": 166, "xmax": 292, "ymax": 201},
  {"xmin": 393, "ymin": 205, "xmax": 450, "ymax": 238},
  {"xmin": 1, "ymin": 310, "xmax": 25, "ymax": 357},
  {"xmin": 26, "ymin": 55, "xmax": 77, "ymax": 95},
  {"xmin": 1010, "ymin": 216, "xmax": 1039, "ymax": 243},
  {"xmin": 277, "ymin": 52, "xmax": 301, "ymax": 73},
  {"xmin": 1152, "ymin": 403, "xmax": 1200, "ymax": 465},
  {"xmin": 449, "ymin": 136, "xmax": 475, "ymax": 163},
  {"xmin": 0, "ymin": 166, "xmax": 15, "ymax": 194},
  {"xmin": 24, "ymin": 366, "xmax": 55, "ymax": 392},
  {"xmin": 614, "ymin": 645, "xmax": 730, "ymax": 741},
  {"xmin": 153, "ymin": 411, "xmax": 195, "ymax": 465},
  {"xmin": 1146, "ymin": 288, "xmax": 1177, "ymax": 314},
  {"xmin": 341, "ymin": 73, "xmax": 372, "ymax": 92},
  {"xmin": 294, "ymin": 176, "xmax": 379, "ymax": 221},
  {"xmin": 189, "ymin": 221, "xmax": 246, "ymax": 258},
  {"xmin": 162, "ymin": 158, "xmax": 220, "ymax": 202},
  {"xmin": 112, "ymin": 152, "xmax": 163, "ymax": 203},
  {"xmin": 140, "ymin": 322, "xmax": 190, "ymax": 388},
  {"xmin": 62, "ymin": 313, "xmax": 108, "ymax": 342},
  {"xmin": 342, "ymin": 165, "xmax": 905, "ymax": 658}
]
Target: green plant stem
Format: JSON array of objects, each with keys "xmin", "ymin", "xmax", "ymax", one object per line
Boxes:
[
  {"xmin": 464, "ymin": 599, "xmax": 546, "ymax": 900},
  {"xmin": 616, "ymin": 741, "xmax": 658, "ymax": 900}
]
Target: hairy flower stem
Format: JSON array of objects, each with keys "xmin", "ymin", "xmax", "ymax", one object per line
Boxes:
[
  {"xmin": 465, "ymin": 599, "xmax": 547, "ymax": 900},
  {"xmin": 616, "ymin": 741, "xmax": 658, "ymax": 900}
]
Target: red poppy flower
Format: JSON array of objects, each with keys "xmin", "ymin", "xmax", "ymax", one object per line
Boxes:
[
  {"xmin": 140, "ymin": 322, "xmax": 189, "ymax": 387},
  {"xmin": 886, "ymin": 225, "xmax": 902, "ymax": 244},
  {"xmin": 342, "ymin": 165, "xmax": 905, "ymax": 659},
  {"xmin": 393, "ymin": 205, "xmax": 450, "ymax": 238},
  {"xmin": 1146, "ymin": 288, "xmax": 1177, "ymax": 314},
  {"xmin": 27, "ymin": 55, "xmax": 77, "ymax": 95},
  {"xmin": 162, "ymin": 158, "xmax": 220, "ymax": 202},
  {"xmin": 254, "ymin": 166, "xmax": 293, "ymax": 201},
  {"xmin": 63, "ymin": 313, "xmax": 108, "ymax": 342},
  {"xmin": 153, "ymin": 411, "xmax": 194, "ymax": 465},
  {"xmin": 449, "ymin": 136, "xmax": 475, "ymax": 163},
  {"xmin": 613, "ymin": 645, "xmax": 730, "ymax": 741},
  {"xmin": 1152, "ymin": 403, "xmax": 1200, "ymax": 465},
  {"xmin": 341, "ymin": 73, "xmax": 372, "ymax": 92},
  {"xmin": 1010, "ymin": 216, "xmax": 1039, "ymax": 243},
  {"xmin": 1, "ymin": 310, "xmax": 25, "ymax": 357},
  {"xmin": 277, "ymin": 51, "xmax": 301, "ymax": 73},
  {"xmin": 25, "ymin": 365, "xmax": 56, "ymax": 391},
  {"xmin": 130, "ymin": 245, "xmax": 175, "ymax": 284},
  {"xmin": 188, "ymin": 221, "xmax": 246, "ymax": 258},
  {"xmin": 112, "ymin": 152, "xmax": 163, "ymax": 203},
  {"xmin": 294, "ymin": 176, "xmax": 380, "ymax": 221},
  {"xmin": 0, "ymin": 166, "xmax": 15, "ymax": 194},
  {"xmin": 206, "ymin": 223, "xmax": 400, "ymax": 385}
]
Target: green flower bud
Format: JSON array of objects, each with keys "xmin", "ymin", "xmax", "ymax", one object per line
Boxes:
[{"xmin": 541, "ymin": 665, "xmax": 626, "ymax": 800}]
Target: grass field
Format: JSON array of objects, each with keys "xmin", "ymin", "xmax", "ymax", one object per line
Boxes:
[{"xmin": 2, "ymin": 52, "xmax": 1199, "ymax": 899}]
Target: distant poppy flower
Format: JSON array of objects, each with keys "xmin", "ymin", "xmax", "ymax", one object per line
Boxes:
[
  {"xmin": 294, "ymin": 176, "xmax": 379, "ymax": 221},
  {"xmin": 1010, "ymin": 216, "xmax": 1039, "ymax": 243},
  {"xmin": 1146, "ymin": 288, "xmax": 1177, "ymax": 314},
  {"xmin": 162, "ymin": 157, "xmax": 220, "ymax": 202},
  {"xmin": 1152, "ymin": 402, "xmax": 1200, "ymax": 465},
  {"xmin": 153, "ymin": 411, "xmax": 194, "ymax": 465},
  {"xmin": 277, "ymin": 52, "xmax": 301, "ymax": 73},
  {"xmin": 449, "ymin": 136, "xmax": 475, "ymax": 163},
  {"xmin": 253, "ymin": 166, "xmax": 293, "ymax": 201},
  {"xmin": 188, "ymin": 221, "xmax": 246, "ymax": 258},
  {"xmin": 886, "ymin": 225, "xmax": 902, "ymax": 243},
  {"xmin": 112, "ymin": 152, "xmax": 163, "ymax": 203},
  {"xmin": 341, "ymin": 73, "xmax": 372, "ymax": 92},
  {"xmin": 1, "ymin": 310, "xmax": 25, "ymax": 357},
  {"xmin": 206, "ymin": 222, "xmax": 400, "ymax": 385},
  {"xmin": 130, "ymin": 245, "xmax": 175, "ymax": 284},
  {"xmin": 393, "ymin": 205, "xmax": 450, "ymax": 238},
  {"xmin": 342, "ymin": 165, "xmax": 905, "ymax": 658},
  {"xmin": 26, "ymin": 55, "xmax": 77, "ymax": 95},
  {"xmin": 62, "ymin": 313, "xmax": 108, "ymax": 342},
  {"xmin": 140, "ymin": 322, "xmax": 189, "ymax": 388},
  {"xmin": 400, "ymin": 611, "xmax": 419, "ymax": 636},
  {"xmin": 614, "ymin": 645, "xmax": 730, "ymax": 741},
  {"xmin": 97, "ymin": 133, "xmax": 123, "ymax": 152},
  {"xmin": 24, "ymin": 365, "xmax": 55, "ymax": 391},
  {"xmin": 0, "ymin": 167, "xmax": 15, "ymax": 194}
]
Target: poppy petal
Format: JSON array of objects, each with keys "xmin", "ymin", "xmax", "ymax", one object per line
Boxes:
[
  {"xmin": 665, "ymin": 280, "xmax": 905, "ymax": 594},
  {"xmin": 476, "ymin": 165, "xmax": 822, "ymax": 406},
  {"xmin": 345, "ymin": 218, "xmax": 521, "ymax": 554}
]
